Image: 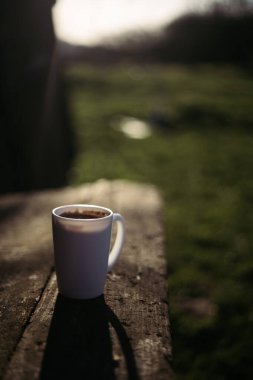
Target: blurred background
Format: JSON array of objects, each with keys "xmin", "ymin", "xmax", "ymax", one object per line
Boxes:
[{"xmin": 1, "ymin": 0, "xmax": 253, "ymax": 378}]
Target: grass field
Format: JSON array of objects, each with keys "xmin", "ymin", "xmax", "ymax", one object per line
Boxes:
[{"xmin": 64, "ymin": 64, "xmax": 253, "ymax": 379}]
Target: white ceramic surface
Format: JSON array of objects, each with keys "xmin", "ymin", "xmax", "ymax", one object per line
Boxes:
[{"xmin": 52, "ymin": 204, "xmax": 125, "ymax": 299}]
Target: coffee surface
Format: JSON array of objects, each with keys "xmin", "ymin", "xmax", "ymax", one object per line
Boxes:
[{"xmin": 60, "ymin": 209, "xmax": 109, "ymax": 219}]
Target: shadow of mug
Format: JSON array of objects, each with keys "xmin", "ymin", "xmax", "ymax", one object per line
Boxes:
[{"xmin": 39, "ymin": 294, "xmax": 139, "ymax": 380}]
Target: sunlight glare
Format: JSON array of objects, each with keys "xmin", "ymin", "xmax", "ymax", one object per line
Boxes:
[{"xmin": 52, "ymin": 0, "xmax": 201, "ymax": 45}]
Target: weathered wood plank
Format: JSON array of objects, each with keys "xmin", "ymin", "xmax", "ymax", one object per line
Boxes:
[
  {"xmin": 0, "ymin": 184, "xmax": 100, "ymax": 377},
  {"xmin": 0, "ymin": 180, "xmax": 172, "ymax": 379}
]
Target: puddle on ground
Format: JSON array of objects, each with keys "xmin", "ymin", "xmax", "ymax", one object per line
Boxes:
[{"xmin": 113, "ymin": 116, "xmax": 152, "ymax": 139}]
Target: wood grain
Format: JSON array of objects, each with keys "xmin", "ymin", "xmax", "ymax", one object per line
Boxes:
[{"xmin": 0, "ymin": 180, "xmax": 173, "ymax": 379}]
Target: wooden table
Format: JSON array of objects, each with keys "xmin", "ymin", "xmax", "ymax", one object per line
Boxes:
[{"xmin": 0, "ymin": 180, "xmax": 172, "ymax": 379}]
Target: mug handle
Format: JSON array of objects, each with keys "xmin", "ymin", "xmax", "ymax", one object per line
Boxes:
[{"xmin": 108, "ymin": 213, "xmax": 125, "ymax": 271}]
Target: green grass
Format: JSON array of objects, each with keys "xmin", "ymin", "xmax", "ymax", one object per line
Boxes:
[{"xmin": 64, "ymin": 64, "xmax": 253, "ymax": 379}]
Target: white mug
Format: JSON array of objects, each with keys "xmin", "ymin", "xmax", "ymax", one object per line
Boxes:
[{"xmin": 52, "ymin": 204, "xmax": 125, "ymax": 299}]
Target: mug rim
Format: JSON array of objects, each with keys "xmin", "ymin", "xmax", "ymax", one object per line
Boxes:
[{"xmin": 52, "ymin": 204, "xmax": 113, "ymax": 221}]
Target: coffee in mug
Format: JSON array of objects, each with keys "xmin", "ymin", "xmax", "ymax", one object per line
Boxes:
[{"xmin": 52, "ymin": 204, "xmax": 125, "ymax": 299}]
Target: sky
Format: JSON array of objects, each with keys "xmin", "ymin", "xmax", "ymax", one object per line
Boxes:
[{"xmin": 52, "ymin": 0, "xmax": 213, "ymax": 45}]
